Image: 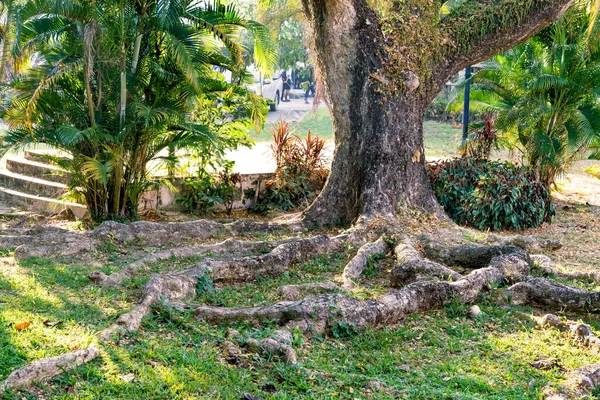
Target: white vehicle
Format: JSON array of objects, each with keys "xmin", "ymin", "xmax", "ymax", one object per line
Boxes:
[
  {"xmin": 222, "ymin": 67, "xmax": 284, "ymax": 112},
  {"xmin": 260, "ymin": 76, "xmax": 281, "ymax": 112}
]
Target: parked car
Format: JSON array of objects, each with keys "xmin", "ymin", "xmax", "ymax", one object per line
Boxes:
[
  {"xmin": 247, "ymin": 70, "xmax": 282, "ymax": 112},
  {"xmin": 260, "ymin": 76, "xmax": 281, "ymax": 112},
  {"xmin": 219, "ymin": 67, "xmax": 284, "ymax": 112}
]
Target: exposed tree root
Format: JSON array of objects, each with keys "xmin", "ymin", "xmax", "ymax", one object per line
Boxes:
[
  {"xmin": 341, "ymin": 236, "xmax": 388, "ymax": 288},
  {"xmin": 193, "ymin": 251, "xmax": 535, "ymax": 335},
  {"xmin": 6, "ymin": 219, "xmax": 297, "ymax": 260},
  {"xmin": 391, "ymin": 236, "xmax": 462, "ymax": 286},
  {"xmin": 246, "ymin": 330, "xmax": 298, "ymax": 364},
  {"xmin": 2, "ymin": 217, "xmax": 590, "ymax": 396},
  {"xmin": 0, "ymin": 346, "xmax": 100, "ymax": 393},
  {"xmin": 88, "ymin": 238, "xmax": 296, "ymax": 286},
  {"xmin": 484, "ymin": 234, "xmax": 562, "ymax": 252},
  {"xmin": 531, "ymin": 255, "xmax": 600, "ymax": 284},
  {"xmin": 279, "ymin": 281, "xmax": 342, "ymax": 301},
  {"xmin": 504, "ymin": 278, "xmax": 600, "ymax": 312},
  {"xmin": 544, "ymin": 362, "xmax": 600, "ymax": 399},
  {"xmin": 419, "ymin": 234, "xmax": 527, "ymax": 269},
  {"xmin": 391, "ymin": 260, "xmax": 463, "ymax": 286},
  {"xmin": 100, "ymin": 235, "xmax": 345, "ymax": 338},
  {"xmin": 533, "ymin": 314, "xmax": 600, "ymax": 351}
]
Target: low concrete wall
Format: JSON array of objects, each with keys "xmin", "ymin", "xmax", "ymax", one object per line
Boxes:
[{"xmin": 139, "ymin": 172, "xmax": 276, "ymax": 211}]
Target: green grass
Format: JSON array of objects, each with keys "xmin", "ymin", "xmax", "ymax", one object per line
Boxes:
[
  {"xmin": 423, "ymin": 121, "xmax": 461, "ymax": 159},
  {"xmin": 2, "ymin": 230, "xmax": 600, "ymax": 399},
  {"xmin": 253, "ymin": 110, "xmax": 461, "ymax": 159},
  {"xmin": 290, "ymin": 108, "xmax": 335, "ymax": 141}
]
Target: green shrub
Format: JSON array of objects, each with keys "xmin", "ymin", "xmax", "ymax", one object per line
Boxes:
[
  {"xmin": 428, "ymin": 158, "xmax": 554, "ymax": 231},
  {"xmin": 249, "ymin": 120, "xmax": 328, "ymax": 215},
  {"xmin": 177, "ymin": 168, "xmax": 240, "ymax": 215}
]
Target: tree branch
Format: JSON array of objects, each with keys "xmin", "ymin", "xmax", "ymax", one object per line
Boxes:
[{"xmin": 432, "ymin": 0, "xmax": 575, "ymax": 92}]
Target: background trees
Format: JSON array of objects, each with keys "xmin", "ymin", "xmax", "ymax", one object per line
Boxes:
[
  {"xmin": 1, "ymin": 0, "xmax": 274, "ymax": 222},
  {"xmin": 449, "ymin": 2, "xmax": 600, "ymax": 189}
]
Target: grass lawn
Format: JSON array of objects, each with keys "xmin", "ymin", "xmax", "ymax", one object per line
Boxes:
[
  {"xmin": 254, "ymin": 109, "xmax": 462, "ymax": 159},
  {"xmin": 1, "ymin": 202, "xmax": 600, "ymax": 399},
  {"xmin": 1, "ymin": 111, "xmax": 599, "ymax": 399}
]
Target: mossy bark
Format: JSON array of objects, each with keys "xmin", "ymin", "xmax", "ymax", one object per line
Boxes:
[{"xmin": 300, "ymin": 0, "xmax": 574, "ymax": 226}]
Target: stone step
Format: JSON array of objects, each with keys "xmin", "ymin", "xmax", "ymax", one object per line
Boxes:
[
  {"xmin": 23, "ymin": 149, "xmax": 67, "ymax": 165},
  {"xmin": 5, "ymin": 157, "xmax": 68, "ymax": 184},
  {"xmin": 0, "ymin": 186, "xmax": 86, "ymax": 218},
  {"xmin": 0, "ymin": 170, "xmax": 68, "ymax": 198}
]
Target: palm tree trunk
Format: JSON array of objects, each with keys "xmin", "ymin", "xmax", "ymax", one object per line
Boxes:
[{"xmin": 0, "ymin": 3, "xmax": 12, "ymax": 84}]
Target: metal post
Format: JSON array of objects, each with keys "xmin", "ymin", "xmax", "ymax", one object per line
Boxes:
[{"xmin": 462, "ymin": 65, "xmax": 472, "ymax": 144}]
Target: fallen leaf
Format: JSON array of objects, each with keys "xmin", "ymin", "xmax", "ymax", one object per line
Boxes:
[
  {"xmin": 442, "ymin": 377, "xmax": 451, "ymax": 382},
  {"xmin": 397, "ymin": 364, "xmax": 411, "ymax": 372},
  {"xmin": 119, "ymin": 373, "xmax": 135, "ymax": 383},
  {"xmin": 144, "ymin": 360, "xmax": 165, "ymax": 367},
  {"xmin": 43, "ymin": 320, "xmax": 63, "ymax": 327},
  {"xmin": 15, "ymin": 321, "xmax": 30, "ymax": 331}
]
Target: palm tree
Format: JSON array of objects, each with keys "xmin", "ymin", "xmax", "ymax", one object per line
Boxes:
[
  {"xmin": 448, "ymin": 2, "xmax": 600, "ymax": 189},
  {"xmin": 1, "ymin": 0, "xmax": 275, "ymax": 221}
]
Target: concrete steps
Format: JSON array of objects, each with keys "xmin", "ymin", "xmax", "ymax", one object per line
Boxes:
[
  {"xmin": 5, "ymin": 157, "xmax": 68, "ymax": 183},
  {"xmin": 0, "ymin": 186, "xmax": 86, "ymax": 218},
  {"xmin": 24, "ymin": 149, "xmax": 67, "ymax": 164},
  {"xmin": 0, "ymin": 149, "xmax": 86, "ymax": 218},
  {"xmin": 0, "ymin": 170, "xmax": 68, "ymax": 198}
]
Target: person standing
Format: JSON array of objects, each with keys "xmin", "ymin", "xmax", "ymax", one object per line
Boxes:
[
  {"xmin": 304, "ymin": 65, "xmax": 315, "ymax": 104},
  {"xmin": 281, "ymin": 70, "xmax": 291, "ymax": 102}
]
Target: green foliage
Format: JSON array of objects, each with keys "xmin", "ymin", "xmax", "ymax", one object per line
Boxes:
[
  {"xmin": 428, "ymin": 158, "xmax": 555, "ymax": 231},
  {"xmin": 1, "ymin": 0, "xmax": 274, "ymax": 222},
  {"xmin": 585, "ymin": 163, "xmax": 600, "ymax": 179},
  {"xmin": 177, "ymin": 167, "xmax": 241, "ymax": 215},
  {"xmin": 330, "ymin": 321, "xmax": 358, "ymax": 338},
  {"xmin": 276, "ymin": 19, "xmax": 307, "ymax": 69},
  {"xmin": 182, "ymin": 86, "xmax": 266, "ymax": 181},
  {"xmin": 448, "ymin": 5, "xmax": 600, "ymax": 187},
  {"xmin": 195, "ymin": 273, "xmax": 214, "ymax": 295},
  {"xmin": 425, "ymin": 95, "xmax": 458, "ymax": 122},
  {"xmin": 250, "ymin": 120, "xmax": 328, "ymax": 215},
  {"xmin": 460, "ymin": 112, "xmax": 498, "ymax": 159}
]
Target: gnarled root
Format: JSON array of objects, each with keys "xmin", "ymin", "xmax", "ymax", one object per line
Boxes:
[
  {"xmin": 341, "ymin": 236, "xmax": 388, "ymax": 288},
  {"xmin": 0, "ymin": 346, "xmax": 100, "ymax": 393},
  {"xmin": 504, "ymin": 278, "xmax": 600, "ymax": 312},
  {"xmin": 544, "ymin": 362, "xmax": 600, "ymax": 399},
  {"xmin": 102, "ymin": 235, "xmax": 344, "ymax": 337},
  {"xmin": 391, "ymin": 260, "xmax": 463, "ymax": 286},
  {"xmin": 193, "ymin": 251, "xmax": 533, "ymax": 335},
  {"xmin": 7, "ymin": 219, "xmax": 296, "ymax": 260},
  {"xmin": 533, "ymin": 314, "xmax": 600, "ymax": 351},
  {"xmin": 485, "ymin": 233, "xmax": 562, "ymax": 252},
  {"xmin": 532, "ymin": 255, "xmax": 600, "ymax": 284},
  {"xmin": 391, "ymin": 236, "xmax": 462, "ymax": 286},
  {"xmin": 88, "ymin": 237, "xmax": 296, "ymax": 286},
  {"xmin": 246, "ymin": 330, "xmax": 298, "ymax": 364},
  {"xmin": 419, "ymin": 234, "xmax": 527, "ymax": 269}
]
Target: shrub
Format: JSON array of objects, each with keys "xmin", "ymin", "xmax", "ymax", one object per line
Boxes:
[
  {"xmin": 250, "ymin": 120, "xmax": 328, "ymax": 214},
  {"xmin": 177, "ymin": 167, "xmax": 241, "ymax": 215},
  {"xmin": 460, "ymin": 112, "xmax": 498, "ymax": 159},
  {"xmin": 428, "ymin": 158, "xmax": 554, "ymax": 231}
]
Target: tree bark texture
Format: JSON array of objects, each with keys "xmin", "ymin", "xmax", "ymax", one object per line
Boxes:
[{"xmin": 300, "ymin": 0, "xmax": 575, "ymax": 226}]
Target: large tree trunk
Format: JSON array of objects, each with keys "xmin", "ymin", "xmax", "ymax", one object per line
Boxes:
[{"xmin": 301, "ymin": 0, "xmax": 574, "ymax": 226}]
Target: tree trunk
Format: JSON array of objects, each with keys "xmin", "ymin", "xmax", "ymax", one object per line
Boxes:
[
  {"xmin": 301, "ymin": 0, "xmax": 439, "ymax": 226},
  {"xmin": 300, "ymin": 0, "xmax": 575, "ymax": 226},
  {"xmin": 0, "ymin": 4, "xmax": 12, "ymax": 83}
]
